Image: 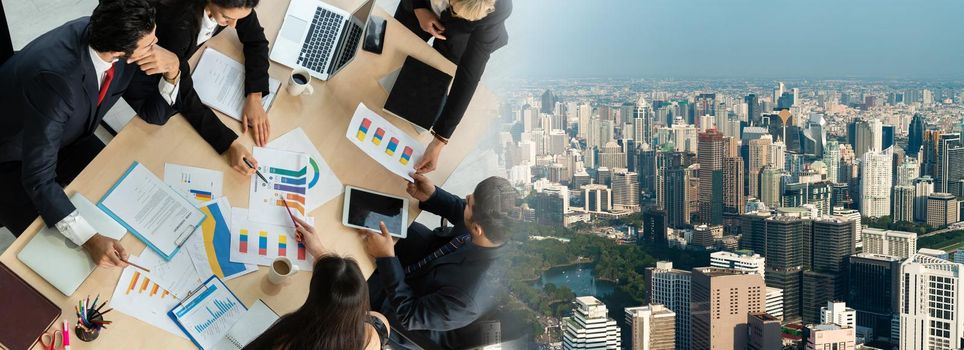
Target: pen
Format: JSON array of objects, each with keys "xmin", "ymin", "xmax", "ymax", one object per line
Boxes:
[
  {"xmin": 115, "ymin": 251, "xmax": 151, "ymax": 273},
  {"xmin": 62, "ymin": 320, "xmax": 71, "ymax": 350},
  {"xmin": 280, "ymin": 198, "xmax": 299, "ymax": 227},
  {"xmin": 243, "ymin": 157, "xmax": 269, "ymax": 184}
]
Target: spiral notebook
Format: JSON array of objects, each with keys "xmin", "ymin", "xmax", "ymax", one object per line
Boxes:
[{"xmin": 210, "ymin": 300, "xmax": 279, "ymax": 350}]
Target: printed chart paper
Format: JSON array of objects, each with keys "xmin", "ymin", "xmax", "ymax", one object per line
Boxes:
[
  {"xmin": 345, "ymin": 103, "xmax": 427, "ymax": 181},
  {"xmin": 248, "ymin": 147, "xmax": 310, "ymax": 225},
  {"xmin": 164, "ymin": 163, "xmax": 224, "ymax": 206},
  {"xmin": 169, "ymin": 277, "xmax": 244, "ymax": 349},
  {"xmin": 192, "ymin": 48, "xmax": 281, "ymax": 122},
  {"xmin": 267, "ymin": 128, "xmax": 342, "ymax": 211},
  {"xmin": 229, "ymin": 208, "xmax": 314, "ymax": 271},
  {"xmin": 184, "ymin": 198, "xmax": 257, "ymax": 281},
  {"xmin": 110, "ymin": 254, "xmax": 187, "ymax": 338}
]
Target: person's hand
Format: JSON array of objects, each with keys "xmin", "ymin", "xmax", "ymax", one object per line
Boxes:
[
  {"xmin": 82, "ymin": 234, "xmax": 129, "ymax": 268},
  {"xmin": 415, "ymin": 138, "xmax": 445, "ymax": 174},
  {"xmin": 414, "ymin": 8, "xmax": 447, "ymax": 40},
  {"xmin": 227, "ymin": 140, "xmax": 256, "ymax": 176},
  {"xmin": 292, "ymin": 215, "xmax": 327, "ymax": 258},
  {"xmin": 242, "ymin": 94, "xmax": 270, "ymax": 147},
  {"xmin": 129, "ymin": 45, "xmax": 181, "ymax": 80},
  {"xmin": 406, "ymin": 172, "xmax": 436, "ymax": 202},
  {"xmin": 359, "ymin": 222, "xmax": 395, "ymax": 258}
]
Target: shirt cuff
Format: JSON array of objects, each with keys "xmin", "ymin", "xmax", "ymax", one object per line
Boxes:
[
  {"xmin": 55, "ymin": 210, "xmax": 98, "ymax": 246},
  {"xmin": 158, "ymin": 76, "xmax": 181, "ymax": 105}
]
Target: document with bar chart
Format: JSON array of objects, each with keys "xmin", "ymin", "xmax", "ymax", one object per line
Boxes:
[
  {"xmin": 345, "ymin": 103, "xmax": 426, "ymax": 182},
  {"xmin": 228, "ymin": 208, "xmax": 315, "ymax": 271},
  {"xmin": 110, "ymin": 254, "xmax": 188, "ymax": 339},
  {"xmin": 168, "ymin": 275, "xmax": 245, "ymax": 350},
  {"xmin": 164, "ymin": 163, "xmax": 224, "ymax": 206},
  {"xmin": 248, "ymin": 147, "xmax": 310, "ymax": 226}
]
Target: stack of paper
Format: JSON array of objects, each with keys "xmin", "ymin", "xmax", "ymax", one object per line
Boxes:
[{"xmin": 192, "ymin": 48, "xmax": 281, "ymax": 122}]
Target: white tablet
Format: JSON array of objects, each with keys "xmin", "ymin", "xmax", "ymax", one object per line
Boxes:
[{"xmin": 342, "ymin": 186, "xmax": 409, "ymax": 238}]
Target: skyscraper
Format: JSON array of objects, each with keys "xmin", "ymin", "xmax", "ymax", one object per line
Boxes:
[
  {"xmin": 848, "ymin": 253, "xmax": 901, "ymax": 344},
  {"xmin": 899, "ymin": 254, "xmax": 964, "ymax": 350},
  {"xmin": 927, "ymin": 192, "xmax": 960, "ymax": 228},
  {"xmin": 748, "ymin": 136, "xmax": 773, "ymax": 198},
  {"xmin": 907, "ymin": 113, "xmax": 925, "ymax": 156},
  {"xmin": 662, "ymin": 153, "xmax": 689, "ymax": 228},
  {"xmin": 563, "ymin": 296, "xmax": 621, "ymax": 350},
  {"xmin": 915, "ymin": 176, "xmax": 935, "ymax": 222},
  {"xmin": 824, "ymin": 140, "xmax": 841, "ymax": 183},
  {"xmin": 935, "ymin": 133, "xmax": 964, "ymax": 195},
  {"xmin": 811, "ymin": 218, "xmax": 855, "ymax": 301},
  {"xmin": 625, "ymin": 305, "xmax": 676, "ymax": 350},
  {"xmin": 540, "ymin": 89, "xmax": 556, "ymax": 114},
  {"xmin": 747, "ymin": 313, "xmax": 782, "ymax": 350},
  {"xmin": 645, "ymin": 261, "xmax": 691, "ymax": 350},
  {"xmin": 634, "ymin": 95, "xmax": 654, "ymax": 145},
  {"xmin": 759, "ymin": 166, "xmax": 784, "ymax": 208},
  {"xmin": 892, "ymin": 185, "xmax": 916, "ymax": 223},
  {"xmin": 690, "ymin": 267, "xmax": 766, "ymax": 350},
  {"xmin": 599, "ymin": 141, "xmax": 627, "ymax": 169},
  {"xmin": 860, "ymin": 148, "xmax": 894, "ymax": 218},
  {"xmin": 698, "ymin": 129, "xmax": 724, "ymax": 225},
  {"xmin": 723, "ymin": 156, "xmax": 746, "ymax": 215},
  {"xmin": 710, "ymin": 251, "xmax": 766, "ymax": 276},
  {"xmin": 762, "ymin": 216, "xmax": 811, "ymax": 321},
  {"xmin": 612, "ymin": 168, "xmax": 640, "ymax": 211}
]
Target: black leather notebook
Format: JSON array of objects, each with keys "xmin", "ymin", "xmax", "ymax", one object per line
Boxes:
[
  {"xmin": 0, "ymin": 262, "xmax": 61, "ymax": 350},
  {"xmin": 384, "ymin": 56, "xmax": 453, "ymax": 131}
]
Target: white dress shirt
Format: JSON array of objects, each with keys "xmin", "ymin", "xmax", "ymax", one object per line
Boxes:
[
  {"xmin": 197, "ymin": 10, "xmax": 219, "ymax": 45},
  {"xmin": 55, "ymin": 47, "xmax": 180, "ymax": 246}
]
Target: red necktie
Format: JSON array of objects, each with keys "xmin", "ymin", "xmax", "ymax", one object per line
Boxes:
[{"xmin": 97, "ymin": 63, "xmax": 115, "ymax": 106}]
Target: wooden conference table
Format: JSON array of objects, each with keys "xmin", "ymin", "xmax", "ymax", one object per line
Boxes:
[{"xmin": 0, "ymin": 0, "xmax": 498, "ymax": 348}]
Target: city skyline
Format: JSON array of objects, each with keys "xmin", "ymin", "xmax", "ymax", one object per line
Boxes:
[{"xmin": 500, "ymin": 0, "xmax": 964, "ymax": 80}]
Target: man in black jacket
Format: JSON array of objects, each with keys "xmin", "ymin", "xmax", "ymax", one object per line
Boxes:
[
  {"xmin": 0, "ymin": 0, "xmax": 185, "ymax": 268},
  {"xmin": 362, "ymin": 173, "xmax": 520, "ymax": 349}
]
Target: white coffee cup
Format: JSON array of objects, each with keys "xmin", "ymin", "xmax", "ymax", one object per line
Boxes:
[
  {"xmin": 286, "ymin": 68, "xmax": 314, "ymax": 96},
  {"xmin": 268, "ymin": 256, "xmax": 299, "ymax": 285}
]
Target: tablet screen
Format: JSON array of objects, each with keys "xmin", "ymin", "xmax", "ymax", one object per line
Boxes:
[{"xmin": 346, "ymin": 188, "xmax": 405, "ymax": 235}]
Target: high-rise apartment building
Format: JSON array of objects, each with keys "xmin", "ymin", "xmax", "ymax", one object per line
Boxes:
[
  {"xmin": 914, "ymin": 176, "xmax": 935, "ymax": 222},
  {"xmin": 927, "ymin": 192, "xmax": 960, "ymax": 228},
  {"xmin": 645, "ymin": 261, "xmax": 691, "ymax": 350},
  {"xmin": 892, "ymin": 185, "xmax": 916, "ymax": 223},
  {"xmin": 723, "ymin": 156, "xmax": 746, "ymax": 215},
  {"xmin": 690, "ymin": 267, "xmax": 766, "ymax": 350},
  {"xmin": 710, "ymin": 251, "xmax": 766, "ymax": 276},
  {"xmin": 748, "ymin": 136, "xmax": 773, "ymax": 198},
  {"xmin": 847, "ymin": 253, "xmax": 901, "ymax": 344},
  {"xmin": 861, "ymin": 228, "xmax": 917, "ymax": 259},
  {"xmin": 860, "ymin": 148, "xmax": 894, "ymax": 218},
  {"xmin": 899, "ymin": 254, "xmax": 964, "ymax": 350},
  {"xmin": 563, "ymin": 296, "xmax": 621, "ymax": 350},
  {"xmin": 625, "ymin": 305, "xmax": 675, "ymax": 350},
  {"xmin": 611, "ymin": 168, "xmax": 640, "ymax": 212}
]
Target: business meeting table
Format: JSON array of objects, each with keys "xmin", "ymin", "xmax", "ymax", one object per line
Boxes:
[{"xmin": 0, "ymin": 0, "xmax": 498, "ymax": 348}]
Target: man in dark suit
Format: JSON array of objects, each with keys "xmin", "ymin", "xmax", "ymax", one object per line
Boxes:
[
  {"xmin": 362, "ymin": 174, "xmax": 520, "ymax": 349},
  {"xmin": 0, "ymin": 0, "xmax": 185, "ymax": 268}
]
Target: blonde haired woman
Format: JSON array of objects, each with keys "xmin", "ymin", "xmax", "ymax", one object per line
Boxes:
[{"xmin": 396, "ymin": 0, "xmax": 511, "ymax": 174}]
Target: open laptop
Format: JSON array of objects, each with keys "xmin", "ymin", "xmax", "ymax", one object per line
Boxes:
[
  {"xmin": 270, "ymin": 0, "xmax": 375, "ymax": 81},
  {"xmin": 17, "ymin": 193, "xmax": 126, "ymax": 296}
]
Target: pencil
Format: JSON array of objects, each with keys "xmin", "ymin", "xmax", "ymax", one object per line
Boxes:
[
  {"xmin": 115, "ymin": 251, "xmax": 151, "ymax": 273},
  {"xmin": 91, "ymin": 308, "xmax": 113, "ymax": 320}
]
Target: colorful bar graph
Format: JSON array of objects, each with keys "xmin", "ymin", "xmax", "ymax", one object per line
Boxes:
[
  {"xmin": 269, "ymin": 166, "xmax": 307, "ymax": 178},
  {"xmin": 297, "ymin": 242, "xmax": 306, "ymax": 260},
  {"xmin": 285, "ymin": 193, "xmax": 305, "ymax": 204},
  {"xmin": 239, "ymin": 229, "xmax": 248, "ymax": 253},
  {"xmin": 127, "ymin": 271, "xmax": 141, "ymax": 295},
  {"xmin": 373, "ymin": 128, "xmax": 385, "ymax": 145},
  {"xmin": 280, "ymin": 176, "xmax": 306, "ymax": 185},
  {"xmin": 276, "ymin": 199, "xmax": 306, "ymax": 215},
  {"xmin": 400, "ymin": 146, "xmax": 414, "ymax": 165},
  {"xmin": 356, "ymin": 118, "xmax": 371, "ymax": 141},
  {"xmin": 150, "ymin": 284, "xmax": 159, "ymax": 297},
  {"xmin": 258, "ymin": 231, "xmax": 268, "ymax": 256},
  {"xmin": 386, "ymin": 137, "xmax": 399, "ymax": 156},
  {"xmin": 278, "ymin": 235, "xmax": 287, "ymax": 256},
  {"xmin": 190, "ymin": 189, "xmax": 213, "ymax": 201},
  {"xmin": 140, "ymin": 276, "xmax": 150, "ymax": 293},
  {"xmin": 273, "ymin": 183, "xmax": 306, "ymax": 195}
]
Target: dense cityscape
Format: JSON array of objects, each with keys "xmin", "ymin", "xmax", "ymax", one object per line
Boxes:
[{"xmin": 492, "ymin": 78, "xmax": 964, "ymax": 349}]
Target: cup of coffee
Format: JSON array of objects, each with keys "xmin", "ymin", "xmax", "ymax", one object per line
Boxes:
[
  {"xmin": 268, "ymin": 256, "xmax": 299, "ymax": 285},
  {"xmin": 287, "ymin": 68, "xmax": 314, "ymax": 96}
]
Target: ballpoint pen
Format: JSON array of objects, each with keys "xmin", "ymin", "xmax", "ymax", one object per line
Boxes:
[{"xmin": 243, "ymin": 157, "xmax": 269, "ymax": 184}]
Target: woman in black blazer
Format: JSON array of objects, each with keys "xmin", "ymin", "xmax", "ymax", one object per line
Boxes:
[
  {"xmin": 150, "ymin": 0, "xmax": 272, "ymax": 173},
  {"xmin": 396, "ymin": 0, "xmax": 512, "ymax": 174}
]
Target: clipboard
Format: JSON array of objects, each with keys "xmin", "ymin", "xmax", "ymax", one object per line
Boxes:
[
  {"xmin": 168, "ymin": 275, "xmax": 247, "ymax": 350},
  {"xmin": 98, "ymin": 162, "xmax": 206, "ymax": 260}
]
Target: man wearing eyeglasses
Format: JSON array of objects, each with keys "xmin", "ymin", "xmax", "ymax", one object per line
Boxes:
[{"xmin": 0, "ymin": 0, "xmax": 182, "ymax": 269}]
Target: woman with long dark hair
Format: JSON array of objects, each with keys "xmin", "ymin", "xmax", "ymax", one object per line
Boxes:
[
  {"xmin": 244, "ymin": 217, "xmax": 389, "ymax": 350},
  {"xmin": 145, "ymin": 0, "xmax": 273, "ymax": 176}
]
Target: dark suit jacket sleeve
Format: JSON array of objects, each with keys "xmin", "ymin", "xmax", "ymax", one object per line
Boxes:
[
  {"xmin": 411, "ymin": 0, "xmax": 431, "ymax": 9},
  {"xmin": 19, "ymin": 72, "xmax": 79, "ymax": 226},
  {"xmin": 236, "ymin": 10, "xmax": 270, "ymax": 96},
  {"xmin": 418, "ymin": 186, "xmax": 466, "ymax": 226},
  {"xmin": 375, "ymin": 256, "xmax": 479, "ymax": 331},
  {"xmin": 430, "ymin": 23, "xmax": 508, "ymax": 139}
]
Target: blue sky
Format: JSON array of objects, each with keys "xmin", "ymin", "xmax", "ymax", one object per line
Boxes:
[{"xmin": 488, "ymin": 0, "xmax": 964, "ymax": 79}]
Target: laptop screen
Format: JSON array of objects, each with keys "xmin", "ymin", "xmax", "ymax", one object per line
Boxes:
[{"xmin": 328, "ymin": 0, "xmax": 375, "ymax": 76}]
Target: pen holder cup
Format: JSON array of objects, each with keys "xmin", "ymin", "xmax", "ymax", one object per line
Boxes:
[{"xmin": 75, "ymin": 315, "xmax": 103, "ymax": 342}]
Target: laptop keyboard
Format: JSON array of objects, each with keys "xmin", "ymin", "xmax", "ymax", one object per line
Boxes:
[
  {"xmin": 332, "ymin": 23, "xmax": 363, "ymax": 72},
  {"xmin": 297, "ymin": 8, "xmax": 341, "ymax": 73}
]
